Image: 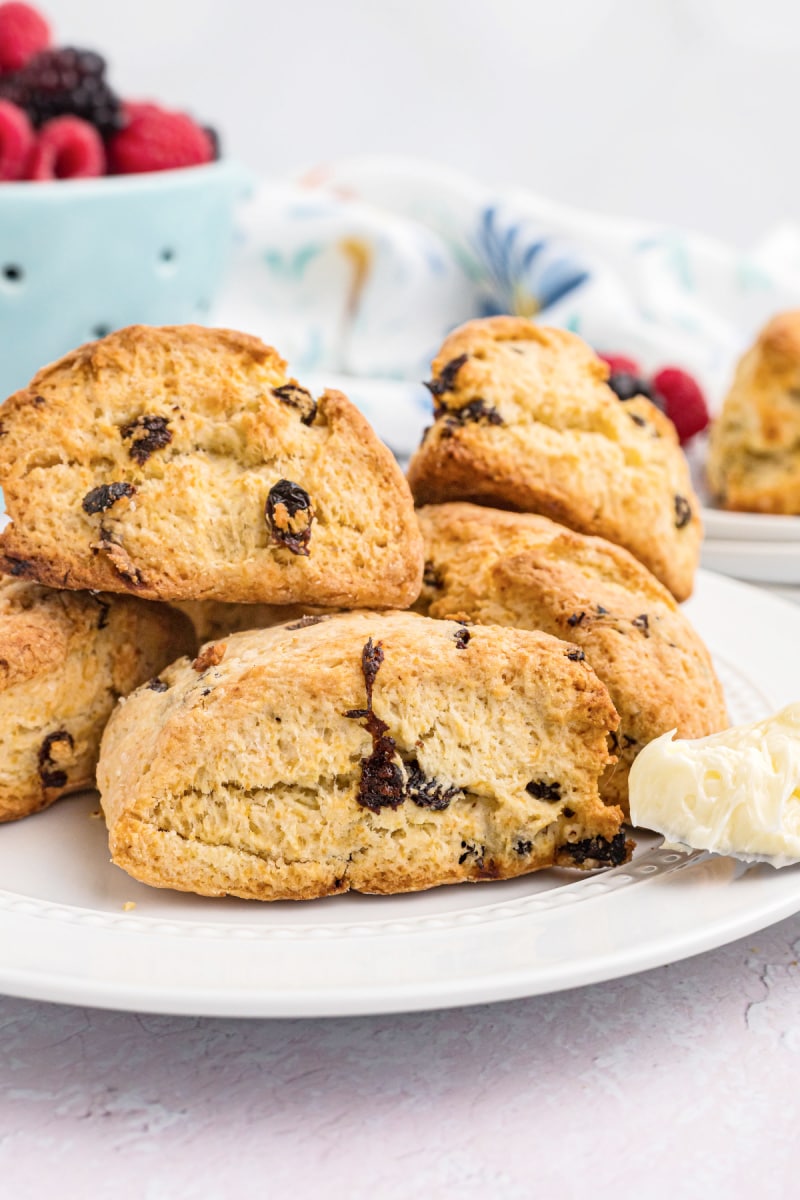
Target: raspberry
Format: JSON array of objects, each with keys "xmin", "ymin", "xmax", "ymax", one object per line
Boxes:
[
  {"xmin": 107, "ymin": 102, "xmax": 214, "ymax": 174},
  {"xmin": 652, "ymin": 367, "xmax": 710, "ymax": 444},
  {"xmin": 597, "ymin": 352, "xmax": 641, "ymax": 377},
  {"xmin": 27, "ymin": 115, "xmax": 105, "ymax": 179},
  {"xmin": 2, "ymin": 46, "xmax": 124, "ymax": 133},
  {"xmin": 0, "ymin": 97, "xmax": 33, "ymax": 178},
  {"xmin": 0, "ymin": 2, "xmax": 50, "ymax": 73}
]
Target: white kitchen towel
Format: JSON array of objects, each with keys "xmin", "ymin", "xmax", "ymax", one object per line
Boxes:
[{"xmin": 217, "ymin": 156, "xmax": 800, "ymax": 455}]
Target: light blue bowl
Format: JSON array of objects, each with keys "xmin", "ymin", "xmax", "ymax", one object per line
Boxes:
[{"xmin": 0, "ymin": 161, "xmax": 252, "ymax": 399}]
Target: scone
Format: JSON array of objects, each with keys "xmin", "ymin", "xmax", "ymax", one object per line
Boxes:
[
  {"xmin": 415, "ymin": 503, "xmax": 727, "ymax": 813},
  {"xmin": 0, "ymin": 325, "xmax": 423, "ymax": 607},
  {"xmin": 173, "ymin": 599, "xmax": 332, "ymax": 644},
  {"xmin": 0, "ymin": 578, "xmax": 193, "ymax": 821},
  {"xmin": 708, "ymin": 310, "xmax": 800, "ymax": 512},
  {"xmin": 98, "ymin": 610, "xmax": 628, "ymax": 901},
  {"xmin": 406, "ymin": 316, "xmax": 702, "ymax": 601}
]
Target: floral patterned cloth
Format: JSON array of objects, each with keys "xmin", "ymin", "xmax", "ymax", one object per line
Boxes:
[{"xmin": 217, "ymin": 156, "xmax": 800, "ymax": 456}]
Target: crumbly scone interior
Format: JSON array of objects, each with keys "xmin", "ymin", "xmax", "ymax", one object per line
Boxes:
[{"xmin": 99, "ymin": 612, "xmax": 624, "ymax": 897}]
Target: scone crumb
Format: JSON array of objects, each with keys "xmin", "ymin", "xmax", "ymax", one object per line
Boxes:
[
  {"xmin": 122, "ymin": 901, "xmax": 137, "ymax": 911},
  {"xmin": 193, "ymin": 641, "xmax": 227, "ymax": 672},
  {"xmin": 89, "ymin": 808, "xmax": 103, "ymax": 820}
]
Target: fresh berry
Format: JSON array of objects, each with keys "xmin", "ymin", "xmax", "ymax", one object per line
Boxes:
[
  {"xmin": 3, "ymin": 46, "xmax": 124, "ymax": 133},
  {"xmin": 27, "ymin": 115, "xmax": 105, "ymax": 179},
  {"xmin": 0, "ymin": 2, "xmax": 50, "ymax": 74},
  {"xmin": 203, "ymin": 123, "xmax": 221, "ymax": 161},
  {"xmin": 606, "ymin": 370, "xmax": 664, "ymax": 411},
  {"xmin": 652, "ymin": 367, "xmax": 710, "ymax": 444},
  {"xmin": 597, "ymin": 352, "xmax": 641, "ymax": 377},
  {"xmin": 0, "ymin": 97, "xmax": 33, "ymax": 178},
  {"xmin": 107, "ymin": 102, "xmax": 214, "ymax": 174}
]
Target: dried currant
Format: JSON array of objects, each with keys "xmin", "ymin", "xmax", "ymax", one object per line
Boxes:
[
  {"xmin": 458, "ymin": 840, "xmax": 484, "ymax": 868},
  {"xmin": 121, "ymin": 414, "xmax": 172, "ymax": 465},
  {"xmin": 423, "ymin": 561, "xmax": 443, "ymax": 589},
  {"xmin": 567, "ymin": 612, "xmax": 585, "ymax": 627},
  {"xmin": 286, "ymin": 614, "xmax": 332, "ymax": 631},
  {"xmin": 272, "ymin": 383, "xmax": 317, "ymax": 425},
  {"xmin": 146, "ymin": 678, "xmax": 169, "ymax": 692},
  {"xmin": 38, "ymin": 730, "xmax": 74, "ymax": 790},
  {"xmin": 266, "ymin": 479, "xmax": 314, "ymax": 556},
  {"xmin": 82, "ymin": 481, "xmax": 136, "ymax": 515},
  {"xmin": 515, "ymin": 839, "xmax": 533, "ymax": 856},
  {"xmin": 674, "ymin": 495, "xmax": 692, "ymax": 529},
  {"xmin": 632, "ymin": 614, "xmax": 650, "ymax": 637},
  {"xmin": 424, "ymin": 353, "xmax": 468, "ymax": 398},
  {"xmin": 526, "ymin": 779, "xmax": 561, "ymax": 802},
  {"xmin": 566, "ymin": 648, "xmax": 586, "ymax": 662},
  {"xmin": 454, "ymin": 627, "xmax": 471, "ymax": 650},
  {"xmin": 560, "ymin": 833, "xmax": 628, "ymax": 867},
  {"xmin": 440, "ymin": 398, "xmax": 503, "ymax": 427},
  {"xmin": 405, "ymin": 760, "xmax": 461, "ymax": 811},
  {"xmin": 345, "ymin": 639, "xmax": 405, "ymax": 813}
]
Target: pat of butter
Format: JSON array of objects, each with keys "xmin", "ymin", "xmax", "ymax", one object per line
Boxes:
[{"xmin": 628, "ymin": 703, "xmax": 800, "ymax": 867}]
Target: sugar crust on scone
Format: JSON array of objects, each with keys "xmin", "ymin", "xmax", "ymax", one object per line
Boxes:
[{"xmin": 406, "ymin": 316, "xmax": 702, "ymax": 601}]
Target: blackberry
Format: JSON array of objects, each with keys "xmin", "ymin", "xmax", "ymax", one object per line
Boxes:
[
  {"xmin": 4, "ymin": 47, "xmax": 124, "ymax": 135},
  {"xmin": 607, "ymin": 370, "xmax": 665, "ymax": 411}
]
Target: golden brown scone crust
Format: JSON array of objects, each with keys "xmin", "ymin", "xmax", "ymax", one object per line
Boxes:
[
  {"xmin": 0, "ymin": 325, "xmax": 423, "ymax": 606},
  {"xmin": 415, "ymin": 504, "xmax": 727, "ymax": 814},
  {"xmin": 98, "ymin": 610, "xmax": 627, "ymax": 901},
  {"xmin": 708, "ymin": 310, "xmax": 800, "ymax": 513},
  {"xmin": 406, "ymin": 317, "xmax": 701, "ymax": 601},
  {"xmin": 0, "ymin": 578, "xmax": 193, "ymax": 821}
]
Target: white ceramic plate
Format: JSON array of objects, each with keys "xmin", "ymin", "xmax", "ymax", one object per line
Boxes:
[
  {"xmin": 702, "ymin": 507, "xmax": 800, "ymax": 544},
  {"xmin": 701, "ymin": 538, "xmax": 800, "ymax": 584},
  {"xmin": 0, "ymin": 569, "xmax": 798, "ymax": 1018}
]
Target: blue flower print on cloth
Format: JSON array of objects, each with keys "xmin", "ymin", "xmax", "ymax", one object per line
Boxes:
[{"xmin": 215, "ymin": 157, "xmax": 800, "ymax": 456}]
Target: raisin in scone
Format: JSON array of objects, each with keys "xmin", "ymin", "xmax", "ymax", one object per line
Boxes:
[
  {"xmin": 0, "ymin": 325, "xmax": 423, "ymax": 607},
  {"xmin": 97, "ymin": 610, "xmax": 628, "ymax": 901},
  {"xmin": 0, "ymin": 578, "xmax": 193, "ymax": 821},
  {"xmin": 708, "ymin": 311, "xmax": 800, "ymax": 513},
  {"xmin": 415, "ymin": 504, "xmax": 727, "ymax": 814},
  {"xmin": 406, "ymin": 316, "xmax": 701, "ymax": 601}
]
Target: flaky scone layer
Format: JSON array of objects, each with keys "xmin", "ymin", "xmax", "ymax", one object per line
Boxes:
[
  {"xmin": 0, "ymin": 578, "xmax": 193, "ymax": 821},
  {"xmin": 98, "ymin": 610, "xmax": 626, "ymax": 901},
  {"xmin": 708, "ymin": 310, "xmax": 800, "ymax": 513},
  {"xmin": 406, "ymin": 317, "xmax": 701, "ymax": 601},
  {"xmin": 415, "ymin": 504, "xmax": 727, "ymax": 814},
  {"xmin": 0, "ymin": 325, "xmax": 423, "ymax": 606}
]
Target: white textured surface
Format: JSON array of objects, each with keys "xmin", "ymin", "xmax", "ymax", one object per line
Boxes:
[{"xmin": 1, "ymin": 918, "xmax": 800, "ymax": 1199}]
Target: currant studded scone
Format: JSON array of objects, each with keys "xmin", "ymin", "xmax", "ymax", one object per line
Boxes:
[
  {"xmin": 415, "ymin": 504, "xmax": 727, "ymax": 813},
  {"xmin": 0, "ymin": 325, "xmax": 423, "ymax": 607},
  {"xmin": 98, "ymin": 610, "xmax": 628, "ymax": 901},
  {"xmin": 0, "ymin": 578, "xmax": 193, "ymax": 822},
  {"xmin": 708, "ymin": 310, "xmax": 800, "ymax": 513},
  {"xmin": 407, "ymin": 316, "xmax": 702, "ymax": 601}
]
